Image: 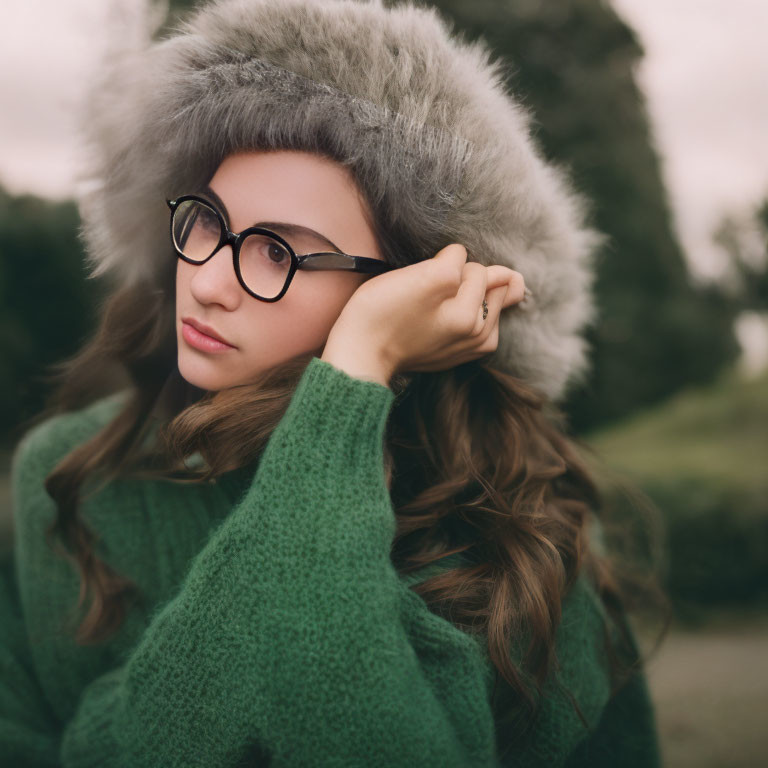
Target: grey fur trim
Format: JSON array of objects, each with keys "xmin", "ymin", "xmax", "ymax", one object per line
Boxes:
[{"xmin": 74, "ymin": 0, "xmax": 605, "ymax": 403}]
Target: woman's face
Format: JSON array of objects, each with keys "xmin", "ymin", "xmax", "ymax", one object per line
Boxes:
[{"xmin": 175, "ymin": 149, "xmax": 384, "ymax": 391}]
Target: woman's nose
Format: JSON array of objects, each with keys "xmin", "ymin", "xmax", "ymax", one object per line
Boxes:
[{"xmin": 188, "ymin": 244, "xmax": 241, "ymax": 307}]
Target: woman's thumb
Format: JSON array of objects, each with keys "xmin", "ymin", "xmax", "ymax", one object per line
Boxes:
[
  {"xmin": 431, "ymin": 244, "xmax": 470, "ymax": 286},
  {"xmin": 433, "ymin": 243, "xmax": 469, "ymax": 264}
]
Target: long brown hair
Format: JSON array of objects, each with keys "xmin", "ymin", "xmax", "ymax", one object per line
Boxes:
[{"xmin": 24, "ymin": 174, "xmax": 670, "ymax": 752}]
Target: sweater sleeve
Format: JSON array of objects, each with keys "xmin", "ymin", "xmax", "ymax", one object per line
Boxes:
[
  {"xmin": 10, "ymin": 356, "xmax": 499, "ymax": 767},
  {"xmin": 0, "ymin": 549, "xmax": 60, "ymax": 766}
]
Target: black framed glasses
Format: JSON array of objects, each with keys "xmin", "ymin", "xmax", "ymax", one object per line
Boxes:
[{"xmin": 166, "ymin": 194, "xmax": 394, "ymax": 302}]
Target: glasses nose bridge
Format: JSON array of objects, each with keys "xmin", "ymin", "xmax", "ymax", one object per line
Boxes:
[
  {"xmin": 194, "ymin": 226, "xmax": 238, "ymax": 273},
  {"xmin": 208, "ymin": 227, "xmax": 241, "ymax": 264},
  {"xmin": 223, "ymin": 227, "xmax": 240, "ymax": 250}
]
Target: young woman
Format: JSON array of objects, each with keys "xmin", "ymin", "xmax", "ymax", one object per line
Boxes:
[{"xmin": 3, "ymin": 0, "xmax": 667, "ymax": 765}]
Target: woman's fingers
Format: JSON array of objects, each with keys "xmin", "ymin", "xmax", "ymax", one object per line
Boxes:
[
  {"xmin": 454, "ymin": 261, "xmax": 488, "ymax": 336},
  {"xmin": 430, "ymin": 245, "xmax": 526, "ymax": 315},
  {"xmin": 428, "ymin": 243, "xmax": 474, "ymax": 299},
  {"xmin": 432, "ymin": 246, "xmax": 527, "ymax": 354},
  {"xmin": 485, "ymin": 264, "xmax": 526, "ymax": 309},
  {"xmin": 332, "ymin": 241, "xmax": 529, "ymax": 377},
  {"xmin": 455, "ymin": 264, "xmax": 525, "ymax": 339},
  {"xmin": 461, "ymin": 265, "xmax": 525, "ymax": 358},
  {"xmin": 472, "ymin": 281, "xmax": 508, "ymax": 338}
]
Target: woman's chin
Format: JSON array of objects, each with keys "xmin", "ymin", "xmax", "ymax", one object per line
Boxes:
[{"xmin": 177, "ymin": 355, "xmax": 232, "ymax": 392}]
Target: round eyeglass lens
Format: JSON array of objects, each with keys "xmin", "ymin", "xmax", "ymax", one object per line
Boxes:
[
  {"xmin": 239, "ymin": 233, "xmax": 293, "ymax": 299},
  {"xmin": 172, "ymin": 199, "xmax": 222, "ymax": 262}
]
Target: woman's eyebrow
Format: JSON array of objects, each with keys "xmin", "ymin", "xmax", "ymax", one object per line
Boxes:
[{"xmin": 200, "ymin": 184, "xmax": 343, "ymax": 254}]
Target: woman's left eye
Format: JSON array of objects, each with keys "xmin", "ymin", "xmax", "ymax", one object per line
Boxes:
[{"xmin": 265, "ymin": 243, "xmax": 291, "ymax": 265}]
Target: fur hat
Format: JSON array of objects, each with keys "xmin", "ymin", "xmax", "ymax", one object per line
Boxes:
[{"xmin": 74, "ymin": 0, "xmax": 605, "ymax": 403}]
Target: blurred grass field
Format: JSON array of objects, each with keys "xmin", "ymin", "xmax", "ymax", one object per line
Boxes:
[
  {"xmin": 1, "ymin": 363, "xmax": 766, "ymax": 766},
  {"xmin": 584, "ymin": 363, "xmax": 768, "ymax": 610},
  {"xmin": 586, "ymin": 362, "xmax": 768, "ymax": 767},
  {"xmin": 585, "ymin": 362, "xmax": 768, "ymax": 487}
]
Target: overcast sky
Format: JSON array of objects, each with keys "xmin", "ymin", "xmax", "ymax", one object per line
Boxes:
[
  {"xmin": 613, "ymin": 0, "xmax": 768, "ymax": 282},
  {"xmin": 2, "ymin": 0, "xmax": 767, "ymax": 289}
]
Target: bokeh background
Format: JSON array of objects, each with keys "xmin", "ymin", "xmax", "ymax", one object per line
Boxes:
[{"xmin": 1, "ymin": 1, "xmax": 766, "ymax": 765}]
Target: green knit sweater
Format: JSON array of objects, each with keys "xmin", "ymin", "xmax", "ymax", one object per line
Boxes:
[{"xmin": 1, "ymin": 356, "xmax": 662, "ymax": 766}]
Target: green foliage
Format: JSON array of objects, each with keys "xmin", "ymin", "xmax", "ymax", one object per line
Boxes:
[
  {"xmin": 588, "ymin": 365, "xmax": 768, "ymax": 608},
  {"xmin": 641, "ymin": 479, "xmax": 767, "ymax": 606},
  {"xmin": 0, "ymin": 184, "xmax": 102, "ymax": 446},
  {"xmin": 712, "ymin": 192, "xmax": 768, "ymax": 312}
]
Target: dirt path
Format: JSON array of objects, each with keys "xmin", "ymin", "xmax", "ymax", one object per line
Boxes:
[{"xmin": 639, "ymin": 612, "xmax": 768, "ymax": 767}]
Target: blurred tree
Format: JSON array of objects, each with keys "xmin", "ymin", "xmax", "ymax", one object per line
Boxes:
[
  {"xmin": 712, "ymin": 193, "xmax": 768, "ymax": 313},
  {"xmin": 0, "ymin": 184, "xmax": 102, "ymax": 447},
  {"xmin": 154, "ymin": 0, "xmax": 742, "ymax": 434}
]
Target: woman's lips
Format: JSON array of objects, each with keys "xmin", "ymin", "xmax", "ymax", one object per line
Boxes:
[{"xmin": 181, "ymin": 321, "xmax": 236, "ymax": 353}]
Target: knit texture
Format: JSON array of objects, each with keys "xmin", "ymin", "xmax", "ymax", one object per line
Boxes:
[{"xmin": 2, "ymin": 357, "xmax": 661, "ymax": 766}]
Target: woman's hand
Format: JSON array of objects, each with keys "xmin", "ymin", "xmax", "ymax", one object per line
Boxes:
[{"xmin": 321, "ymin": 244, "xmax": 527, "ymax": 387}]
